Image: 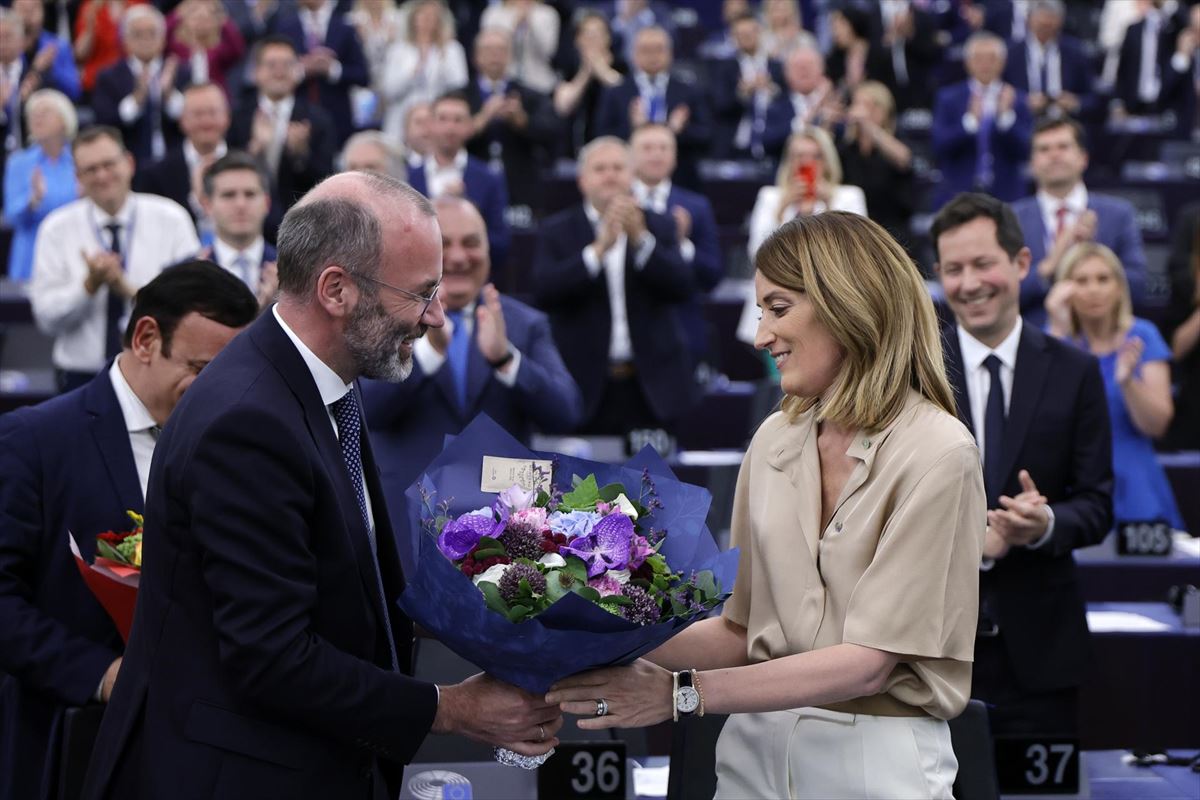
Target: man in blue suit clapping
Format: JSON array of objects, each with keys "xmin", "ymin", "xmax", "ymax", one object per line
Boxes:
[
  {"xmin": 361, "ymin": 195, "xmax": 582, "ymax": 501},
  {"xmin": 0, "ymin": 262, "xmax": 257, "ymax": 800}
]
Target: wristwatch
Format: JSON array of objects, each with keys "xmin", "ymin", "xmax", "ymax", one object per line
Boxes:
[
  {"xmin": 673, "ymin": 670, "xmax": 700, "ymax": 720},
  {"xmin": 488, "ymin": 345, "xmax": 515, "ymax": 369}
]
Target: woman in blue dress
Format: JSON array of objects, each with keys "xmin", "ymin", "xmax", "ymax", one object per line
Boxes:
[
  {"xmin": 1046, "ymin": 242, "xmax": 1185, "ymax": 530},
  {"xmin": 3, "ymin": 88, "xmax": 78, "ymax": 282}
]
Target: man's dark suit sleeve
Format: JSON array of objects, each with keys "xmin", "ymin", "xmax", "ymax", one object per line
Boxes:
[
  {"xmin": 187, "ymin": 404, "xmax": 437, "ymax": 764},
  {"xmin": 359, "ymin": 365, "xmax": 436, "ymax": 430},
  {"xmin": 637, "ymin": 214, "xmax": 696, "ymax": 303},
  {"xmin": 687, "ymin": 197, "xmax": 723, "ymax": 292},
  {"xmin": 531, "ymin": 219, "xmax": 603, "ymax": 307},
  {"xmin": 1036, "ymin": 358, "xmax": 1114, "ymax": 559},
  {"xmin": 931, "ymin": 88, "xmax": 974, "ymax": 156},
  {"xmin": 671, "ymin": 83, "xmax": 711, "ymax": 149},
  {"xmin": 1111, "ymin": 201, "xmax": 1148, "ymax": 306},
  {"xmin": 0, "ymin": 421, "xmax": 119, "ymax": 705},
  {"xmin": 90, "ymin": 69, "xmax": 126, "ymax": 129},
  {"xmin": 508, "ymin": 310, "xmax": 584, "ymax": 433},
  {"xmin": 332, "ymin": 21, "xmax": 370, "ymax": 88}
]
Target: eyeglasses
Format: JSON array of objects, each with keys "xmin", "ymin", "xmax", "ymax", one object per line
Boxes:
[{"xmin": 357, "ymin": 275, "xmax": 441, "ymax": 317}]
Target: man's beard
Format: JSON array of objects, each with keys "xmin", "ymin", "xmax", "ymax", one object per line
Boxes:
[{"xmin": 345, "ymin": 290, "xmax": 419, "ymax": 382}]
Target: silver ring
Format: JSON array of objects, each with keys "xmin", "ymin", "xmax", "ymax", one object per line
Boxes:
[
  {"xmin": 537, "ymin": 724, "xmax": 546, "ymax": 742},
  {"xmin": 595, "ymin": 698, "xmax": 609, "ymax": 717}
]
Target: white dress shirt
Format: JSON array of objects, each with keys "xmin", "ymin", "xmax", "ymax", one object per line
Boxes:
[
  {"xmin": 1139, "ymin": 11, "xmax": 1163, "ymax": 103},
  {"xmin": 108, "ymin": 355, "xmax": 158, "ymax": 499},
  {"xmin": 958, "ymin": 319, "xmax": 1055, "ymax": 554},
  {"xmin": 1026, "ymin": 38, "xmax": 1062, "ymax": 97},
  {"xmin": 412, "ymin": 300, "xmax": 521, "ymax": 386},
  {"xmin": 632, "ymin": 179, "xmax": 695, "ymax": 263},
  {"xmin": 1036, "ymin": 182, "xmax": 1087, "ymax": 250},
  {"xmin": 212, "ymin": 235, "xmax": 265, "ymax": 290},
  {"xmin": 271, "ymin": 305, "xmax": 375, "ymax": 526},
  {"xmin": 423, "ymin": 149, "xmax": 469, "ymax": 199},
  {"xmin": 581, "ymin": 203, "xmax": 656, "ymax": 363},
  {"xmin": 29, "ymin": 194, "xmax": 201, "ymax": 373}
]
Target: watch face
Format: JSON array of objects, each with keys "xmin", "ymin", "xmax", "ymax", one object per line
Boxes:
[{"xmin": 676, "ymin": 686, "xmax": 700, "ymax": 714}]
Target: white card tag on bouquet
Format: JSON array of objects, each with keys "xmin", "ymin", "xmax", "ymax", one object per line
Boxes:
[{"xmin": 480, "ymin": 456, "xmax": 553, "ymax": 494}]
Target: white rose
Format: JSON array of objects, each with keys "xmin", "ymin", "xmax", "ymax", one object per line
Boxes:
[
  {"xmin": 538, "ymin": 553, "xmax": 566, "ymax": 568},
  {"xmin": 613, "ymin": 493, "xmax": 639, "ymax": 520},
  {"xmin": 473, "ymin": 563, "xmax": 513, "ymax": 586},
  {"xmin": 608, "ymin": 568, "xmax": 631, "ymax": 584}
]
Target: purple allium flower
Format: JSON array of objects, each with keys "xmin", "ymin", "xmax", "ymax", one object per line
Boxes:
[
  {"xmin": 621, "ymin": 585, "xmax": 660, "ymax": 626},
  {"xmin": 499, "ymin": 562, "xmax": 546, "ymax": 602},
  {"xmin": 499, "ymin": 526, "xmax": 545, "ymax": 561},
  {"xmin": 437, "ymin": 509, "xmax": 505, "ymax": 560},
  {"xmin": 498, "ymin": 485, "xmax": 537, "ymax": 512},
  {"xmin": 559, "ymin": 513, "xmax": 633, "ymax": 577},
  {"xmin": 547, "ymin": 510, "xmax": 602, "ymax": 540}
]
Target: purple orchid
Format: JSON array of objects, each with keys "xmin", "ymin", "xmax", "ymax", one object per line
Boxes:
[
  {"xmin": 560, "ymin": 512, "xmax": 634, "ymax": 577},
  {"xmin": 438, "ymin": 507, "xmax": 507, "ymax": 560}
]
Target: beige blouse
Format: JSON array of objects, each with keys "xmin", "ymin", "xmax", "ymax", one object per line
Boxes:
[{"xmin": 722, "ymin": 390, "xmax": 986, "ymax": 720}]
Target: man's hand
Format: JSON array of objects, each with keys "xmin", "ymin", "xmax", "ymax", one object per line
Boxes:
[
  {"xmin": 82, "ymin": 250, "xmax": 124, "ymax": 295},
  {"xmin": 667, "ymin": 103, "xmax": 690, "ymax": 134},
  {"xmin": 1028, "ymin": 92, "xmax": 1049, "ymax": 114},
  {"xmin": 302, "ymin": 46, "xmax": 337, "ymax": 79},
  {"xmin": 249, "ymin": 109, "xmax": 275, "ymax": 156},
  {"xmin": 989, "ymin": 470, "xmax": 1050, "ymax": 547},
  {"xmin": 593, "ymin": 205, "xmax": 621, "ymax": 258},
  {"xmin": 499, "ymin": 94, "xmax": 527, "ymax": 129},
  {"xmin": 998, "ymin": 84, "xmax": 1016, "ymax": 115},
  {"xmin": 100, "ymin": 657, "xmax": 122, "ymax": 703},
  {"xmin": 257, "ymin": 261, "xmax": 279, "ymax": 308},
  {"xmin": 611, "ymin": 195, "xmax": 647, "ymax": 240},
  {"xmin": 475, "ymin": 283, "xmax": 510, "ymax": 365},
  {"xmin": 285, "ymin": 120, "xmax": 311, "ymax": 157},
  {"xmin": 433, "ymin": 673, "xmax": 562, "ymax": 757},
  {"xmin": 1071, "ymin": 209, "xmax": 1098, "ymax": 243},
  {"xmin": 968, "ymin": 90, "xmax": 984, "ymax": 122},
  {"xmin": 671, "ymin": 204, "xmax": 692, "ymax": 242},
  {"xmin": 629, "ymin": 96, "xmax": 648, "ymax": 128}
]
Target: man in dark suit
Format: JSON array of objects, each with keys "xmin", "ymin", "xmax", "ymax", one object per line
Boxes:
[
  {"xmin": 630, "ymin": 123, "xmax": 722, "ymax": 371},
  {"xmin": 197, "ymin": 151, "xmax": 278, "ymax": 309},
  {"xmin": 135, "ymin": 82, "xmax": 231, "ymax": 230},
  {"xmin": 532, "ymin": 136, "xmax": 696, "ymax": 452},
  {"xmin": 1002, "ymin": 0, "xmax": 1096, "ymax": 120},
  {"xmin": 80, "ymin": 172, "xmax": 561, "ymax": 800},
  {"xmin": 710, "ymin": 12, "xmax": 783, "ymax": 160},
  {"xmin": 1011, "ymin": 116, "xmax": 1147, "ymax": 324},
  {"xmin": 932, "ymin": 192, "xmax": 1113, "ymax": 737},
  {"xmin": 864, "ymin": 0, "xmax": 941, "ymax": 110},
  {"xmin": 464, "ymin": 27, "xmax": 557, "ymax": 213},
  {"xmin": 1113, "ymin": 1, "xmax": 1191, "ymax": 122},
  {"xmin": 361, "ymin": 196, "xmax": 582, "ymax": 498},
  {"xmin": 408, "ymin": 90, "xmax": 511, "ymax": 273},
  {"xmin": 761, "ymin": 44, "xmax": 838, "ymax": 165},
  {"xmin": 932, "ymin": 32, "xmax": 1033, "ymax": 207},
  {"xmin": 266, "ymin": 0, "xmax": 370, "ymax": 148},
  {"xmin": 227, "ymin": 35, "xmax": 336, "ymax": 242},
  {"xmin": 595, "ymin": 25, "xmax": 711, "ymax": 190},
  {"xmin": 0, "ymin": 262, "xmax": 258, "ymax": 800},
  {"xmin": 92, "ymin": 5, "xmax": 190, "ymax": 167}
]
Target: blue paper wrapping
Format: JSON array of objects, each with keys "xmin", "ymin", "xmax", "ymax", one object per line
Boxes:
[{"xmin": 395, "ymin": 415, "xmax": 740, "ymax": 693}]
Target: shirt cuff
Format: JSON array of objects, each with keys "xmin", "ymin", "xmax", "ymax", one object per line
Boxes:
[
  {"xmin": 961, "ymin": 112, "xmax": 979, "ymax": 133},
  {"xmin": 679, "ymin": 238, "xmax": 696, "ymax": 263},
  {"xmin": 94, "ymin": 675, "xmax": 105, "ymax": 702},
  {"xmin": 1170, "ymin": 52, "xmax": 1191, "ymax": 73},
  {"xmin": 996, "ymin": 109, "xmax": 1016, "ymax": 130},
  {"xmin": 493, "ymin": 347, "xmax": 521, "ymax": 386},
  {"xmin": 1026, "ymin": 504, "xmax": 1055, "ymax": 549},
  {"xmin": 582, "ymin": 244, "xmax": 603, "ymax": 278},
  {"xmin": 633, "ymin": 232, "xmax": 656, "ymax": 269},
  {"xmin": 413, "ymin": 334, "xmax": 446, "ymax": 375},
  {"xmin": 118, "ymin": 94, "xmax": 142, "ymax": 123},
  {"xmin": 166, "ymin": 90, "xmax": 185, "ymax": 119},
  {"xmin": 979, "ymin": 556, "xmax": 996, "ymax": 571},
  {"xmin": 328, "ymin": 60, "xmax": 343, "ymax": 83}
]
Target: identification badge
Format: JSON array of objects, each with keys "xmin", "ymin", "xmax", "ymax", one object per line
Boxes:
[{"xmin": 480, "ymin": 456, "xmax": 553, "ymax": 494}]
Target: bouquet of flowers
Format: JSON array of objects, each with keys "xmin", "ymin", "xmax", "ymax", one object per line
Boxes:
[
  {"xmin": 397, "ymin": 415, "xmax": 739, "ymax": 697},
  {"xmin": 69, "ymin": 510, "xmax": 143, "ymax": 642}
]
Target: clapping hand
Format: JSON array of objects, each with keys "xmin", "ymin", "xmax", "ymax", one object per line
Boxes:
[
  {"xmin": 81, "ymin": 249, "xmax": 126, "ymax": 296},
  {"xmin": 989, "ymin": 470, "xmax": 1050, "ymax": 547},
  {"xmin": 257, "ymin": 261, "xmax": 279, "ymax": 308},
  {"xmin": 285, "ymin": 120, "xmax": 311, "ymax": 157},
  {"xmin": 1115, "ymin": 336, "xmax": 1144, "ymax": 386},
  {"xmin": 671, "ymin": 204, "xmax": 692, "ymax": 242},
  {"xmin": 1043, "ymin": 280, "xmax": 1075, "ymax": 337},
  {"xmin": 667, "ymin": 104, "xmax": 690, "ymax": 134},
  {"xmin": 475, "ymin": 283, "xmax": 510, "ymax": 366}
]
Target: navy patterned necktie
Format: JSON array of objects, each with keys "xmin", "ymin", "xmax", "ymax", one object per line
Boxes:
[{"xmin": 330, "ymin": 391, "xmax": 399, "ymax": 671}]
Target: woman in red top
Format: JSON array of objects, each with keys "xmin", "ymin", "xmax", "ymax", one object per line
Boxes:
[{"xmin": 74, "ymin": 0, "xmax": 148, "ymax": 94}]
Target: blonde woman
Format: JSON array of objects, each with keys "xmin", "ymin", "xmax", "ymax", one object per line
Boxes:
[
  {"xmin": 380, "ymin": 0, "xmax": 467, "ymax": 142},
  {"xmin": 747, "ymin": 126, "xmax": 867, "ymax": 259},
  {"xmin": 480, "ymin": 0, "xmax": 561, "ymax": 94},
  {"xmin": 549, "ymin": 212, "xmax": 983, "ymax": 799},
  {"xmin": 1046, "ymin": 243, "xmax": 1184, "ymax": 529},
  {"xmin": 838, "ymin": 81, "xmax": 914, "ymax": 249}
]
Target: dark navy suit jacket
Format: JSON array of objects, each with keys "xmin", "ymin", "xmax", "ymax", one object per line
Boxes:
[
  {"xmin": 709, "ymin": 56, "xmax": 784, "ymax": 159},
  {"xmin": 657, "ymin": 184, "xmax": 722, "ymax": 363},
  {"xmin": 931, "ymin": 81, "xmax": 1033, "ymax": 207},
  {"xmin": 944, "ymin": 323, "xmax": 1113, "ymax": 694},
  {"xmin": 1115, "ymin": 14, "xmax": 1191, "ymax": 119},
  {"xmin": 80, "ymin": 313, "xmax": 436, "ymax": 800},
  {"xmin": 361, "ymin": 294, "xmax": 582, "ymax": 499},
  {"xmin": 407, "ymin": 157, "xmax": 511, "ymax": 270},
  {"xmin": 1003, "ymin": 36, "xmax": 1097, "ymax": 118},
  {"xmin": 92, "ymin": 60, "xmax": 191, "ymax": 167},
  {"xmin": 531, "ymin": 205, "xmax": 697, "ymax": 425},
  {"xmin": 1012, "ymin": 192, "xmax": 1147, "ymax": 323},
  {"xmin": 595, "ymin": 75, "xmax": 712, "ymax": 189},
  {"xmin": 133, "ymin": 149, "xmax": 192, "ymax": 219},
  {"xmin": 0, "ymin": 370, "xmax": 131, "ymax": 800},
  {"xmin": 267, "ymin": 8, "xmax": 370, "ymax": 147}
]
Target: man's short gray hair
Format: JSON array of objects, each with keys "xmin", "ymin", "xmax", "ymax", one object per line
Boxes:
[
  {"xmin": 1032, "ymin": 0, "xmax": 1066, "ymax": 19},
  {"xmin": 964, "ymin": 31, "xmax": 1007, "ymax": 62},
  {"xmin": 340, "ymin": 130, "xmax": 405, "ymax": 177},
  {"xmin": 276, "ymin": 173, "xmax": 435, "ymax": 301},
  {"xmin": 576, "ymin": 135, "xmax": 630, "ymax": 171},
  {"xmin": 121, "ymin": 4, "xmax": 166, "ymax": 42}
]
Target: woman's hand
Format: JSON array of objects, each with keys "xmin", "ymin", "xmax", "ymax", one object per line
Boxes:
[
  {"xmin": 1115, "ymin": 336, "xmax": 1144, "ymax": 386},
  {"xmin": 1044, "ymin": 280, "xmax": 1074, "ymax": 338},
  {"xmin": 546, "ymin": 659, "xmax": 674, "ymax": 730}
]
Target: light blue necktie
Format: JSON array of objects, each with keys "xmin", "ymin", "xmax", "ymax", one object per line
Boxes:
[
  {"xmin": 232, "ymin": 253, "xmax": 254, "ymax": 290},
  {"xmin": 447, "ymin": 309, "xmax": 470, "ymax": 411}
]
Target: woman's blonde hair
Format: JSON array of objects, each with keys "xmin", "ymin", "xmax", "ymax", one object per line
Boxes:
[
  {"xmin": 1055, "ymin": 242, "xmax": 1134, "ymax": 338},
  {"xmin": 402, "ymin": 0, "xmax": 454, "ymax": 45},
  {"xmin": 775, "ymin": 126, "xmax": 842, "ymax": 189},
  {"xmin": 755, "ymin": 211, "xmax": 956, "ymax": 431},
  {"xmin": 851, "ymin": 80, "xmax": 897, "ymax": 133}
]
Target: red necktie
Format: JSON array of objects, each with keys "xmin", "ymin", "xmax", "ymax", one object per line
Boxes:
[{"xmin": 1055, "ymin": 205, "xmax": 1069, "ymax": 238}]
